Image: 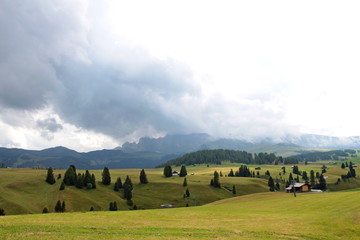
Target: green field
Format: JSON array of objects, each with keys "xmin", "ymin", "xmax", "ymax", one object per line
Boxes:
[
  {"xmin": 0, "ymin": 190, "xmax": 359, "ymax": 239},
  {"xmin": 1, "ymin": 162, "xmax": 360, "ymax": 239}
]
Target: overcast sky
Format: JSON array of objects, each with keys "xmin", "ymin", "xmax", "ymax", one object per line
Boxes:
[{"xmin": 1, "ymin": 0, "xmax": 360, "ymax": 151}]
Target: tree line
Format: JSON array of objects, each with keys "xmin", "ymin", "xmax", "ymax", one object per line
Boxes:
[{"xmin": 158, "ymin": 149, "xmax": 301, "ymax": 167}]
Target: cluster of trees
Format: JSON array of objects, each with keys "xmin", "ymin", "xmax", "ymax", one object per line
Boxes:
[
  {"xmin": 109, "ymin": 201, "xmax": 118, "ymax": 211},
  {"xmin": 159, "ymin": 149, "xmax": 302, "ymax": 167},
  {"xmin": 291, "ymin": 150, "xmax": 355, "ymax": 162},
  {"xmin": 228, "ymin": 165, "xmax": 253, "ymax": 177},
  {"xmin": 341, "ymin": 164, "xmax": 357, "ymax": 180},
  {"xmin": 62, "ymin": 165, "xmax": 97, "ymax": 190},
  {"xmin": 163, "ymin": 165, "xmax": 187, "ymax": 177},
  {"xmin": 55, "ymin": 200, "xmax": 66, "ymax": 213}
]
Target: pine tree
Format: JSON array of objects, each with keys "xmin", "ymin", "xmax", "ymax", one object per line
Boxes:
[
  {"xmin": 102, "ymin": 167, "xmax": 111, "ymax": 185},
  {"xmin": 0, "ymin": 208, "xmax": 5, "ymax": 216},
  {"xmin": 179, "ymin": 165, "xmax": 187, "ymax": 177},
  {"xmin": 55, "ymin": 200, "xmax": 62, "ymax": 213},
  {"xmin": 45, "ymin": 167, "xmax": 56, "ymax": 184},
  {"xmin": 109, "ymin": 202, "xmax": 114, "ymax": 211},
  {"xmin": 341, "ymin": 163, "xmax": 346, "ymax": 169},
  {"xmin": 84, "ymin": 170, "xmax": 92, "ymax": 186},
  {"xmin": 90, "ymin": 206, "xmax": 94, "ymax": 211},
  {"xmin": 42, "ymin": 207, "xmax": 49, "ymax": 214},
  {"xmin": 310, "ymin": 170, "xmax": 315, "ymax": 186},
  {"xmin": 288, "ymin": 173, "xmax": 293, "ymax": 182},
  {"xmin": 183, "ymin": 177, "xmax": 187, "ymax": 187},
  {"xmin": 228, "ymin": 169, "xmax": 234, "ymax": 177},
  {"xmin": 318, "ymin": 175, "xmax": 327, "ymax": 190},
  {"xmin": 75, "ymin": 173, "xmax": 84, "ymax": 189},
  {"xmin": 213, "ymin": 171, "xmax": 221, "ymax": 188},
  {"xmin": 91, "ymin": 174, "xmax": 96, "ymax": 189},
  {"xmin": 59, "ymin": 182, "xmax": 65, "ymax": 191},
  {"xmin": 63, "ymin": 165, "xmax": 77, "ymax": 185},
  {"xmin": 163, "ymin": 165, "xmax": 172, "ymax": 177},
  {"xmin": 268, "ymin": 176, "xmax": 275, "ymax": 191},
  {"xmin": 114, "ymin": 177, "xmax": 122, "ymax": 191},
  {"xmin": 185, "ymin": 188, "xmax": 190, "ymax": 198},
  {"xmin": 232, "ymin": 185, "xmax": 236, "ymax": 195},
  {"xmin": 123, "ymin": 176, "xmax": 133, "ymax": 200},
  {"xmin": 113, "ymin": 201, "xmax": 118, "ymax": 211},
  {"xmin": 139, "ymin": 169, "xmax": 148, "ymax": 184},
  {"xmin": 349, "ymin": 165, "xmax": 356, "ymax": 178},
  {"xmin": 275, "ymin": 182, "xmax": 280, "ymax": 190}
]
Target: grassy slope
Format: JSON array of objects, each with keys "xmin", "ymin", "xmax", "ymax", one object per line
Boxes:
[
  {"xmin": 0, "ymin": 166, "xmax": 270, "ymax": 215},
  {"xmin": 0, "ymin": 190, "xmax": 359, "ymax": 239},
  {"xmin": 1, "ymin": 161, "xmax": 360, "ymax": 215}
]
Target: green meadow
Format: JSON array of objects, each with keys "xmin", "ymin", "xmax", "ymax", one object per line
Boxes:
[
  {"xmin": 0, "ymin": 161, "xmax": 360, "ymax": 239},
  {"xmin": 0, "ymin": 190, "xmax": 359, "ymax": 239}
]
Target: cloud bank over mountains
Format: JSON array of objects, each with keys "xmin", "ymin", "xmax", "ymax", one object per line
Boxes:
[{"xmin": 1, "ymin": 1, "xmax": 360, "ymax": 151}]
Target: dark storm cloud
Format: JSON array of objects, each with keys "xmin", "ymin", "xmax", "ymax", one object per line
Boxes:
[
  {"xmin": 0, "ymin": 0, "xmax": 88, "ymax": 110},
  {"xmin": 0, "ymin": 1, "xmax": 201, "ymax": 140}
]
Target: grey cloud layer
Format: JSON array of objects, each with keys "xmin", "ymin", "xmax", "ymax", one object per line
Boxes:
[{"xmin": 0, "ymin": 1, "xmax": 291, "ymax": 142}]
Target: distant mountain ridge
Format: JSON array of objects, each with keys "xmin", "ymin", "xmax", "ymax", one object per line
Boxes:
[{"xmin": 1, "ymin": 133, "xmax": 360, "ymax": 169}]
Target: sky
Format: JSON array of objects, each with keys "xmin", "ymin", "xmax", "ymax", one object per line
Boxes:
[{"xmin": 1, "ymin": 0, "xmax": 360, "ymax": 152}]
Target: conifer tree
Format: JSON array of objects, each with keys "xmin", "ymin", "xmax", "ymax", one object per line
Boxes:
[
  {"xmin": 228, "ymin": 169, "xmax": 234, "ymax": 177},
  {"xmin": 139, "ymin": 169, "xmax": 148, "ymax": 184},
  {"xmin": 341, "ymin": 163, "xmax": 346, "ymax": 169},
  {"xmin": 75, "ymin": 173, "xmax": 84, "ymax": 189},
  {"xmin": 185, "ymin": 188, "xmax": 190, "ymax": 198},
  {"xmin": 63, "ymin": 165, "xmax": 77, "ymax": 185},
  {"xmin": 42, "ymin": 207, "xmax": 49, "ymax": 214},
  {"xmin": 213, "ymin": 171, "xmax": 221, "ymax": 188},
  {"xmin": 310, "ymin": 170, "xmax": 315, "ymax": 186},
  {"xmin": 113, "ymin": 201, "xmax": 118, "ymax": 211},
  {"xmin": 45, "ymin": 167, "xmax": 56, "ymax": 184},
  {"xmin": 183, "ymin": 177, "xmax": 187, "ymax": 187},
  {"xmin": 59, "ymin": 182, "xmax": 65, "ymax": 191},
  {"xmin": 123, "ymin": 176, "xmax": 133, "ymax": 200},
  {"xmin": 55, "ymin": 200, "xmax": 62, "ymax": 213},
  {"xmin": 0, "ymin": 208, "xmax": 5, "ymax": 216},
  {"xmin": 114, "ymin": 177, "xmax": 121, "ymax": 191},
  {"xmin": 268, "ymin": 176, "xmax": 275, "ymax": 191},
  {"xmin": 84, "ymin": 170, "xmax": 92, "ymax": 186},
  {"xmin": 232, "ymin": 185, "xmax": 236, "ymax": 195},
  {"xmin": 91, "ymin": 174, "xmax": 96, "ymax": 189},
  {"xmin": 179, "ymin": 165, "xmax": 187, "ymax": 177},
  {"xmin": 90, "ymin": 206, "xmax": 94, "ymax": 211},
  {"xmin": 109, "ymin": 202, "xmax": 114, "ymax": 211},
  {"xmin": 288, "ymin": 173, "xmax": 293, "ymax": 182},
  {"xmin": 163, "ymin": 165, "xmax": 173, "ymax": 177},
  {"xmin": 318, "ymin": 175, "xmax": 327, "ymax": 190},
  {"xmin": 102, "ymin": 167, "xmax": 111, "ymax": 185}
]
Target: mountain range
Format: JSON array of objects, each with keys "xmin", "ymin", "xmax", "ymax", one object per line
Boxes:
[{"xmin": 1, "ymin": 133, "xmax": 360, "ymax": 169}]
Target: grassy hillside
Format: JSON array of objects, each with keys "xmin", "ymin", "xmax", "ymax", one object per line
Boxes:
[
  {"xmin": 0, "ymin": 166, "xmax": 270, "ymax": 215},
  {"xmin": 0, "ymin": 190, "xmax": 359, "ymax": 239},
  {"xmin": 1, "ymin": 161, "xmax": 360, "ymax": 215}
]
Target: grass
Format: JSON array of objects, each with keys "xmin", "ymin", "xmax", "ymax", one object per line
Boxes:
[{"xmin": 0, "ymin": 190, "xmax": 359, "ymax": 239}]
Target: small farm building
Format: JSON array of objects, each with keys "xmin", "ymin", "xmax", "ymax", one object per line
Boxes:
[{"xmin": 286, "ymin": 183, "xmax": 311, "ymax": 193}]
